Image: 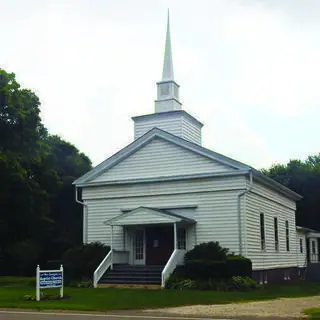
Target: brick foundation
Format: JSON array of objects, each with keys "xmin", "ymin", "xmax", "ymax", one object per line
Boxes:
[{"xmin": 252, "ymin": 267, "xmax": 306, "ymax": 284}]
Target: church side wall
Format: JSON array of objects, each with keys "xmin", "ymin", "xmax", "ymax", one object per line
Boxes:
[
  {"xmin": 245, "ymin": 179, "xmax": 299, "ymax": 271},
  {"xmin": 82, "ymin": 176, "xmax": 246, "ymax": 255}
]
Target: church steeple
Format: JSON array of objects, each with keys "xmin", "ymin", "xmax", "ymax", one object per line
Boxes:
[
  {"xmin": 162, "ymin": 10, "xmax": 174, "ymax": 81},
  {"xmin": 132, "ymin": 10, "xmax": 203, "ymax": 145},
  {"xmin": 155, "ymin": 10, "xmax": 182, "ymax": 113}
]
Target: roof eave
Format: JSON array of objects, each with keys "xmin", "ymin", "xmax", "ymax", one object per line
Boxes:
[{"xmin": 252, "ymin": 169, "xmax": 302, "ymax": 201}]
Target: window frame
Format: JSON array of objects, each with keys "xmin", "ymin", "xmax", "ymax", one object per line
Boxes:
[
  {"xmin": 177, "ymin": 227, "xmax": 186, "ymax": 250},
  {"xmin": 274, "ymin": 217, "xmax": 279, "ymax": 251},
  {"xmin": 260, "ymin": 213, "xmax": 266, "ymax": 251},
  {"xmin": 285, "ymin": 220, "xmax": 290, "ymax": 251},
  {"xmin": 299, "ymin": 238, "xmax": 303, "ymax": 254}
]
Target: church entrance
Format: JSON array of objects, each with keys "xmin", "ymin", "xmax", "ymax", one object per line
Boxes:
[{"xmin": 145, "ymin": 226, "xmax": 174, "ymax": 265}]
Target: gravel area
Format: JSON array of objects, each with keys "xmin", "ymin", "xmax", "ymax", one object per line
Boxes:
[{"xmin": 146, "ymin": 296, "xmax": 320, "ymax": 319}]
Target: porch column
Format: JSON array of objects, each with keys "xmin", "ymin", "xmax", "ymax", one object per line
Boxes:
[{"xmin": 174, "ymin": 222, "xmax": 177, "ymax": 249}]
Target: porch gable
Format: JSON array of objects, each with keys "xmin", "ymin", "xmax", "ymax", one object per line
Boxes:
[{"xmin": 105, "ymin": 206, "xmax": 195, "ymax": 226}]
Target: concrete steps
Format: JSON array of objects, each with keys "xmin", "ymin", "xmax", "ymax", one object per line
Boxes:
[{"xmin": 99, "ymin": 264, "xmax": 164, "ymax": 285}]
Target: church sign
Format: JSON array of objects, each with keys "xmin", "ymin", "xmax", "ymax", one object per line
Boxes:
[{"xmin": 36, "ymin": 265, "xmax": 64, "ymax": 301}]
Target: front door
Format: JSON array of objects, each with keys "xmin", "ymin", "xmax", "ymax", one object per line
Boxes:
[
  {"xmin": 133, "ymin": 229, "xmax": 145, "ymax": 265},
  {"xmin": 146, "ymin": 226, "xmax": 174, "ymax": 265}
]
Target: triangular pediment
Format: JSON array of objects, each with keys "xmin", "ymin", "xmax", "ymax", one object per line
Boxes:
[
  {"xmin": 74, "ymin": 128, "xmax": 249, "ymax": 186},
  {"xmin": 105, "ymin": 207, "xmax": 195, "ymax": 226}
]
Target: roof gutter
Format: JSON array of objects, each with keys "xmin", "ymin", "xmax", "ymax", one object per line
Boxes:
[
  {"xmin": 237, "ymin": 169, "xmax": 253, "ymax": 256},
  {"xmin": 75, "ymin": 186, "xmax": 88, "ymax": 244}
]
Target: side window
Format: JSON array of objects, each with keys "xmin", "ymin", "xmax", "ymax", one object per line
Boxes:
[
  {"xmin": 177, "ymin": 228, "xmax": 186, "ymax": 250},
  {"xmin": 274, "ymin": 217, "xmax": 279, "ymax": 251},
  {"xmin": 285, "ymin": 220, "xmax": 290, "ymax": 251},
  {"xmin": 300, "ymin": 238, "xmax": 303, "ymax": 253},
  {"xmin": 260, "ymin": 213, "xmax": 265, "ymax": 250}
]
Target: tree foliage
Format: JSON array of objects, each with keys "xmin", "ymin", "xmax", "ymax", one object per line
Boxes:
[
  {"xmin": 0, "ymin": 69, "xmax": 92, "ymax": 275},
  {"xmin": 263, "ymin": 155, "xmax": 320, "ymax": 231}
]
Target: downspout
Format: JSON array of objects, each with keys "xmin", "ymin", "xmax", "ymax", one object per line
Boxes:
[
  {"xmin": 237, "ymin": 169, "xmax": 253, "ymax": 256},
  {"xmin": 75, "ymin": 186, "xmax": 88, "ymax": 244}
]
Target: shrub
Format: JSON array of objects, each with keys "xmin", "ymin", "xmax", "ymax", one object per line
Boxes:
[
  {"xmin": 166, "ymin": 276, "xmax": 260, "ymax": 291},
  {"xmin": 226, "ymin": 255, "xmax": 252, "ymax": 278},
  {"xmin": 62, "ymin": 242, "xmax": 110, "ymax": 281},
  {"xmin": 184, "ymin": 242, "xmax": 229, "ymax": 263},
  {"xmin": 69, "ymin": 278, "xmax": 93, "ymax": 288},
  {"xmin": 183, "ymin": 260, "xmax": 227, "ymax": 280},
  {"xmin": 229, "ymin": 276, "xmax": 261, "ymax": 291}
]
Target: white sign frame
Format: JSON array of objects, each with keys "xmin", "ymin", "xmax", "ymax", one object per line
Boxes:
[{"xmin": 36, "ymin": 265, "xmax": 64, "ymax": 301}]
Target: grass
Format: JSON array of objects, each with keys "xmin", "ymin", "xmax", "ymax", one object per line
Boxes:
[
  {"xmin": 0, "ymin": 277, "xmax": 319, "ymax": 312},
  {"xmin": 305, "ymin": 308, "xmax": 320, "ymax": 319}
]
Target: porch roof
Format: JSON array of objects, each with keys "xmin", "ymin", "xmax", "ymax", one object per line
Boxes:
[{"xmin": 104, "ymin": 206, "xmax": 196, "ymax": 226}]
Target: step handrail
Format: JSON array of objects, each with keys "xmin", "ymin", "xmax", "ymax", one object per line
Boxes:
[
  {"xmin": 93, "ymin": 249, "xmax": 113, "ymax": 288},
  {"xmin": 161, "ymin": 249, "xmax": 186, "ymax": 288}
]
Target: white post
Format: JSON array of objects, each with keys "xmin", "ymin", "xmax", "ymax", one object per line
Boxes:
[
  {"xmin": 111, "ymin": 225, "xmax": 114, "ymax": 269},
  {"xmin": 36, "ymin": 265, "xmax": 40, "ymax": 302},
  {"xmin": 60, "ymin": 265, "xmax": 64, "ymax": 298},
  {"xmin": 174, "ymin": 222, "xmax": 177, "ymax": 249}
]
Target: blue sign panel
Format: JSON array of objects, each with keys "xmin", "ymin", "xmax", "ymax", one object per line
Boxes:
[{"xmin": 39, "ymin": 271, "xmax": 63, "ymax": 288}]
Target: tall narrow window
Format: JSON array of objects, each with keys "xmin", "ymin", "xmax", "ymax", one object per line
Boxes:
[
  {"xmin": 177, "ymin": 228, "xmax": 186, "ymax": 250},
  {"xmin": 300, "ymin": 238, "xmax": 303, "ymax": 253},
  {"xmin": 285, "ymin": 220, "xmax": 290, "ymax": 251},
  {"xmin": 274, "ymin": 217, "xmax": 279, "ymax": 251},
  {"xmin": 260, "ymin": 213, "xmax": 265, "ymax": 250}
]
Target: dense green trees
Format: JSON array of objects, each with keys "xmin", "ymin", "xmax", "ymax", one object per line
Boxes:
[
  {"xmin": 0, "ymin": 69, "xmax": 91, "ymax": 275},
  {"xmin": 262, "ymin": 155, "xmax": 320, "ymax": 231}
]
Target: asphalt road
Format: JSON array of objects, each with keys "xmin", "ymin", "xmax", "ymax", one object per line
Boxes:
[{"xmin": 0, "ymin": 311, "xmax": 227, "ymax": 320}]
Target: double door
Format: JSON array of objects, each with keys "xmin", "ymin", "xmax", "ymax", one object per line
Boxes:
[{"xmin": 132, "ymin": 226, "xmax": 174, "ymax": 265}]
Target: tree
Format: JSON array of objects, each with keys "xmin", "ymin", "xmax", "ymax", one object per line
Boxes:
[
  {"xmin": 263, "ymin": 156, "xmax": 320, "ymax": 231},
  {"xmin": 0, "ymin": 69, "xmax": 91, "ymax": 275}
]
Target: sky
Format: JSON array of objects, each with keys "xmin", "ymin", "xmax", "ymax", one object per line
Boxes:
[{"xmin": 1, "ymin": 0, "xmax": 320, "ymax": 169}]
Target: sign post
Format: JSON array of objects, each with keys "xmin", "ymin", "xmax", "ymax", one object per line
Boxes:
[{"xmin": 36, "ymin": 265, "xmax": 64, "ymax": 301}]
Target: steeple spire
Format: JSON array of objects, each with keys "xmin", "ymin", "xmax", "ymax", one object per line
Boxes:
[
  {"xmin": 162, "ymin": 9, "xmax": 174, "ymax": 81},
  {"xmin": 155, "ymin": 10, "xmax": 182, "ymax": 113}
]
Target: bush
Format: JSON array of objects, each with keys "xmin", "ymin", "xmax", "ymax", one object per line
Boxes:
[
  {"xmin": 183, "ymin": 260, "xmax": 227, "ymax": 280},
  {"xmin": 184, "ymin": 242, "xmax": 229, "ymax": 263},
  {"xmin": 226, "ymin": 255, "xmax": 252, "ymax": 278},
  {"xmin": 62, "ymin": 242, "xmax": 110, "ymax": 281},
  {"xmin": 166, "ymin": 276, "xmax": 260, "ymax": 291},
  {"xmin": 69, "ymin": 278, "xmax": 93, "ymax": 288},
  {"xmin": 229, "ymin": 276, "xmax": 261, "ymax": 291}
]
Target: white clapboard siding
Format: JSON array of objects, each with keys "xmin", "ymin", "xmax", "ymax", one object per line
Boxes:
[
  {"xmin": 134, "ymin": 112, "xmax": 202, "ymax": 145},
  {"xmin": 135, "ymin": 116, "xmax": 182, "ymax": 140},
  {"xmin": 91, "ymin": 137, "xmax": 234, "ymax": 183},
  {"xmin": 181, "ymin": 116, "xmax": 201, "ymax": 145},
  {"xmin": 83, "ymin": 175, "xmax": 246, "ymax": 200},
  {"xmin": 83, "ymin": 176, "xmax": 247, "ymax": 255},
  {"xmin": 245, "ymin": 181, "xmax": 298, "ymax": 270},
  {"xmin": 296, "ymin": 230, "xmax": 307, "ymax": 268}
]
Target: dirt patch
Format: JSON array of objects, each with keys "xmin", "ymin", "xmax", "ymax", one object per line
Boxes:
[{"xmin": 145, "ymin": 296, "xmax": 320, "ymax": 319}]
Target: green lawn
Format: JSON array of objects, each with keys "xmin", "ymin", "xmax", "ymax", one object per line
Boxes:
[
  {"xmin": 305, "ymin": 308, "xmax": 320, "ymax": 319},
  {"xmin": 0, "ymin": 277, "xmax": 319, "ymax": 312}
]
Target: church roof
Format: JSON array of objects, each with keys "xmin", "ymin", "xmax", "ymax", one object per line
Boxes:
[{"xmin": 73, "ymin": 127, "xmax": 302, "ymax": 201}]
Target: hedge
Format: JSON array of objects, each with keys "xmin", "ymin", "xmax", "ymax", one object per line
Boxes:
[{"xmin": 175, "ymin": 257, "xmax": 252, "ymax": 280}]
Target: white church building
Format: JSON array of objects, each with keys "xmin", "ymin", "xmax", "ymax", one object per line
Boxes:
[{"xmin": 74, "ymin": 13, "xmax": 320, "ymax": 287}]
